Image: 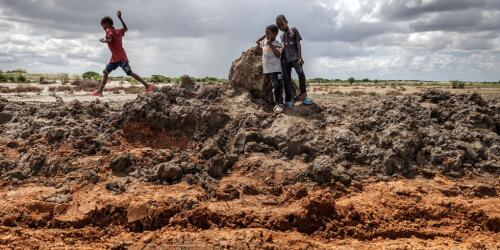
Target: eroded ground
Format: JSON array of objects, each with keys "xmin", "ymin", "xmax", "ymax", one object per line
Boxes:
[{"xmin": 0, "ymin": 83, "xmax": 499, "ymax": 249}]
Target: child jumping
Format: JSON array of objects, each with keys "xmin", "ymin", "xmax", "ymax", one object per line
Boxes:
[
  {"xmin": 257, "ymin": 25, "xmax": 289, "ymax": 114},
  {"xmin": 276, "ymin": 14, "xmax": 313, "ymax": 106},
  {"xmin": 92, "ymin": 11, "xmax": 154, "ymax": 97}
]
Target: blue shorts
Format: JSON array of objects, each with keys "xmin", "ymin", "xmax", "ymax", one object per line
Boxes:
[{"xmin": 104, "ymin": 61, "xmax": 133, "ymax": 75}]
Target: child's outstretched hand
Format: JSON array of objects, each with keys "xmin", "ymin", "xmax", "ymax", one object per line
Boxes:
[{"xmin": 117, "ymin": 10, "xmax": 122, "ymax": 19}]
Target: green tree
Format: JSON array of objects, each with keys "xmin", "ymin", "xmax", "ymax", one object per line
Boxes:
[
  {"xmin": 151, "ymin": 75, "xmax": 167, "ymax": 83},
  {"xmin": 451, "ymin": 80, "xmax": 465, "ymax": 89},
  {"xmin": 17, "ymin": 74, "xmax": 27, "ymax": 83},
  {"xmin": 347, "ymin": 77, "xmax": 355, "ymax": 84},
  {"xmin": 82, "ymin": 71, "xmax": 101, "ymax": 80}
]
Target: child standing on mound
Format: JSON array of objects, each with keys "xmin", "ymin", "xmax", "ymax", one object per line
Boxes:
[
  {"xmin": 257, "ymin": 25, "xmax": 290, "ymax": 114},
  {"xmin": 276, "ymin": 14, "xmax": 313, "ymax": 106},
  {"xmin": 92, "ymin": 11, "xmax": 154, "ymax": 97}
]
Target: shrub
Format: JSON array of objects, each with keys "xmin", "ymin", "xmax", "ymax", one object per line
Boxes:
[
  {"xmin": 451, "ymin": 80, "xmax": 465, "ymax": 89},
  {"xmin": 0, "ymin": 71, "xmax": 6, "ymax": 82},
  {"xmin": 347, "ymin": 77, "xmax": 355, "ymax": 84},
  {"xmin": 58, "ymin": 73, "xmax": 69, "ymax": 85},
  {"xmin": 151, "ymin": 75, "xmax": 169, "ymax": 83},
  {"xmin": 17, "ymin": 74, "xmax": 27, "ymax": 83},
  {"xmin": 82, "ymin": 71, "xmax": 101, "ymax": 81}
]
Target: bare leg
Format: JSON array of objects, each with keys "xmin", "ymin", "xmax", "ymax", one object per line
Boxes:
[
  {"xmin": 130, "ymin": 72, "xmax": 149, "ymax": 88},
  {"xmin": 97, "ymin": 72, "xmax": 109, "ymax": 93}
]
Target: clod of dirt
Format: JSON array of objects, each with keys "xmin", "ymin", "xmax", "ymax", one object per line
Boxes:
[
  {"xmin": 18, "ymin": 153, "xmax": 46, "ymax": 176},
  {"xmin": 6, "ymin": 141, "xmax": 19, "ymax": 148},
  {"xmin": 199, "ymin": 138, "xmax": 222, "ymax": 160},
  {"xmin": 106, "ymin": 181, "xmax": 127, "ymax": 194},
  {"xmin": 262, "ymin": 116, "xmax": 319, "ymax": 159},
  {"xmin": 310, "ymin": 156, "xmax": 333, "ymax": 184},
  {"xmin": 216, "ymin": 184, "xmax": 240, "ymax": 201},
  {"xmin": 197, "ymin": 85, "xmax": 222, "ymax": 100},
  {"xmin": 0, "ymin": 97, "xmax": 6, "ymax": 112},
  {"xmin": 154, "ymin": 163, "xmax": 183, "ymax": 183},
  {"xmin": 87, "ymin": 99, "xmax": 109, "ymax": 117},
  {"xmin": 180, "ymin": 75, "xmax": 197, "ymax": 95},
  {"xmin": 109, "ymin": 154, "xmax": 134, "ymax": 174},
  {"xmin": 0, "ymin": 112, "xmax": 12, "ymax": 124},
  {"xmin": 292, "ymin": 192, "xmax": 337, "ymax": 234},
  {"xmin": 45, "ymin": 193, "xmax": 72, "ymax": 204},
  {"xmin": 228, "ymin": 46, "xmax": 273, "ymax": 103},
  {"xmin": 207, "ymin": 154, "xmax": 228, "ymax": 178},
  {"xmin": 45, "ymin": 128, "xmax": 67, "ymax": 144}
]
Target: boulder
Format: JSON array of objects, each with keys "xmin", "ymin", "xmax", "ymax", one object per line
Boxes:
[
  {"xmin": 155, "ymin": 163, "xmax": 183, "ymax": 182},
  {"xmin": 228, "ymin": 46, "xmax": 273, "ymax": 103},
  {"xmin": 109, "ymin": 154, "xmax": 133, "ymax": 174}
]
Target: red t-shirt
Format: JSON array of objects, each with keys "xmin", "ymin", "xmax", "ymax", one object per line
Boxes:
[{"xmin": 105, "ymin": 27, "xmax": 128, "ymax": 63}]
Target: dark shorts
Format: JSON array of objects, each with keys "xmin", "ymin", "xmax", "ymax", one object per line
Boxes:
[{"xmin": 104, "ymin": 61, "xmax": 132, "ymax": 75}]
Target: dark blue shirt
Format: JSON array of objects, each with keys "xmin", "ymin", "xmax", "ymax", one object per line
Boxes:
[{"xmin": 280, "ymin": 27, "xmax": 302, "ymax": 63}]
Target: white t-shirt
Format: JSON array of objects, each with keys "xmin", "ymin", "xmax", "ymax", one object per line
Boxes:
[{"xmin": 260, "ymin": 39, "xmax": 283, "ymax": 74}]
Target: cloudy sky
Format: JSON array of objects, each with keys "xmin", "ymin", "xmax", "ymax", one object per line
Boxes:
[{"xmin": 0, "ymin": 0, "xmax": 499, "ymax": 81}]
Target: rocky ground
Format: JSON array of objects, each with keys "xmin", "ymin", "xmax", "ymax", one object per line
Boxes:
[
  {"xmin": 0, "ymin": 49, "xmax": 499, "ymax": 249},
  {"xmin": 0, "ymin": 81, "xmax": 498, "ymax": 249}
]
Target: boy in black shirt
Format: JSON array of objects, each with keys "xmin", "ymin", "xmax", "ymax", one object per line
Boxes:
[{"xmin": 276, "ymin": 14, "xmax": 313, "ymax": 106}]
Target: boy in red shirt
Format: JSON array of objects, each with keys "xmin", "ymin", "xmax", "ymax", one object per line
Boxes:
[{"xmin": 92, "ymin": 11, "xmax": 154, "ymax": 97}]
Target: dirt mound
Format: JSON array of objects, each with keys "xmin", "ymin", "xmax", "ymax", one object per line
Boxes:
[
  {"xmin": 120, "ymin": 85, "xmax": 230, "ymax": 140},
  {"xmin": 229, "ymin": 46, "xmax": 274, "ymax": 103},
  {"xmin": 0, "ymin": 86, "xmax": 498, "ymax": 248}
]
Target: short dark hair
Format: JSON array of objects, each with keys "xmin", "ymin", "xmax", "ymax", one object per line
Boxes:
[
  {"xmin": 266, "ymin": 25, "xmax": 279, "ymax": 34},
  {"xmin": 276, "ymin": 14, "xmax": 287, "ymax": 23},
  {"xmin": 101, "ymin": 16, "xmax": 113, "ymax": 26}
]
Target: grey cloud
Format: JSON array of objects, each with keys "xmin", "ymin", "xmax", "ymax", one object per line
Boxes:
[
  {"xmin": 0, "ymin": 0, "xmax": 499, "ymax": 81},
  {"xmin": 377, "ymin": 0, "xmax": 488, "ymax": 21}
]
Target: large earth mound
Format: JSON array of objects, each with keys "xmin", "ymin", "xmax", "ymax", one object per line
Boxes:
[{"xmin": 0, "ymin": 50, "xmax": 498, "ymax": 248}]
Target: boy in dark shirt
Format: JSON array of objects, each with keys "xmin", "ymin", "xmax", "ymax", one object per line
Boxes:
[
  {"xmin": 276, "ymin": 14, "xmax": 313, "ymax": 106},
  {"xmin": 92, "ymin": 11, "xmax": 154, "ymax": 97}
]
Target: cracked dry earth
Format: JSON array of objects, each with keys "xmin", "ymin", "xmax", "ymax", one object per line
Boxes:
[{"xmin": 0, "ymin": 84, "xmax": 499, "ymax": 249}]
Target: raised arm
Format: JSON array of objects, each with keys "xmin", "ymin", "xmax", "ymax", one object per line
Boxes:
[
  {"xmin": 256, "ymin": 34, "xmax": 266, "ymax": 46},
  {"xmin": 117, "ymin": 10, "xmax": 128, "ymax": 32}
]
